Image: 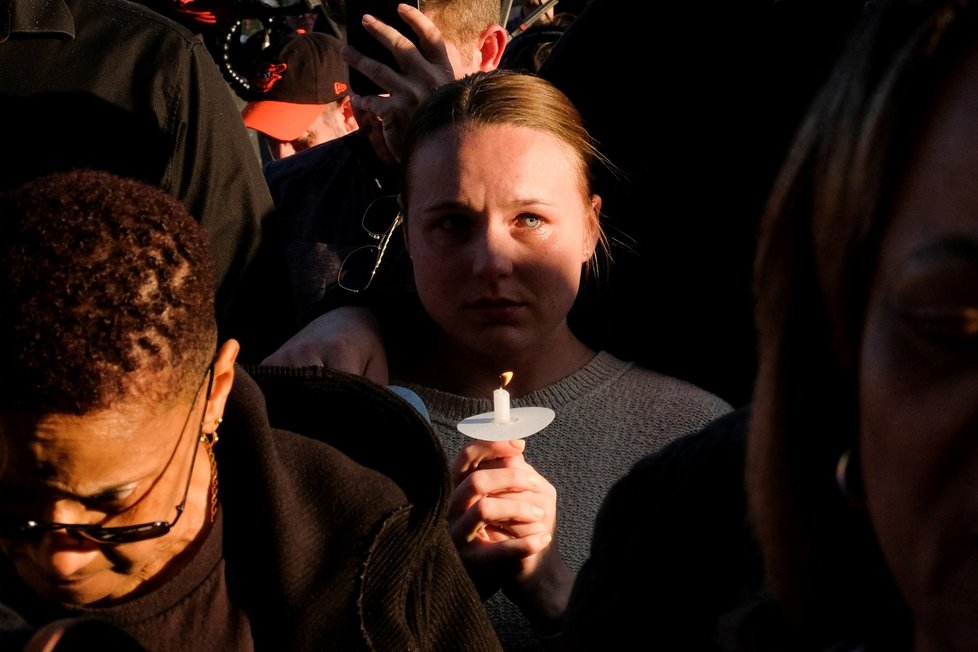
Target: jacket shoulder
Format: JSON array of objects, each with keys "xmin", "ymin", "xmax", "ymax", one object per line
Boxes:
[{"xmin": 241, "ymin": 364, "xmax": 450, "ymax": 509}]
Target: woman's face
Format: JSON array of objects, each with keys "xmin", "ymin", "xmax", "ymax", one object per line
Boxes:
[
  {"xmin": 859, "ymin": 38, "xmax": 978, "ymax": 649},
  {"xmin": 0, "ymin": 376, "xmax": 213, "ymax": 606},
  {"xmin": 403, "ymin": 124, "xmax": 598, "ymax": 357}
]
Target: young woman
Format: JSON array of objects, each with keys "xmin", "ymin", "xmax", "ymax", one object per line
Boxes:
[{"xmin": 391, "ymin": 69, "xmax": 733, "ymax": 648}]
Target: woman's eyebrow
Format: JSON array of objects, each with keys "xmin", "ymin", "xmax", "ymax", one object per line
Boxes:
[
  {"xmin": 421, "ymin": 197, "xmax": 557, "ymax": 212},
  {"xmin": 912, "ymin": 235, "xmax": 978, "ymax": 264}
]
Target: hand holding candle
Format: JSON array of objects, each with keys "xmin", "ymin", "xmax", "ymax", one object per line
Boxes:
[{"xmin": 493, "ymin": 371, "xmax": 514, "ymax": 424}]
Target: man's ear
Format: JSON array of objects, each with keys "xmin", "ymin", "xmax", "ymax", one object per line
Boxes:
[
  {"xmin": 477, "ymin": 24, "xmax": 508, "ymax": 71},
  {"xmin": 203, "ymin": 339, "xmax": 239, "ymax": 431}
]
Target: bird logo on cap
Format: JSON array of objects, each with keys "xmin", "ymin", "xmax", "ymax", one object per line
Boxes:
[{"xmin": 253, "ymin": 62, "xmax": 288, "ymax": 93}]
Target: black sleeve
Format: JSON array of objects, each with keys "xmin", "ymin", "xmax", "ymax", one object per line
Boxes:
[{"xmin": 559, "ymin": 406, "xmax": 785, "ymax": 651}]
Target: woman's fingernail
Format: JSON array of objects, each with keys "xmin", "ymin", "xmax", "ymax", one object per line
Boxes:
[{"xmin": 510, "ymin": 439, "xmax": 526, "ymax": 452}]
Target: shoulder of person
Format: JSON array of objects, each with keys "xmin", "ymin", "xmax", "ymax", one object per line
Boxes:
[
  {"xmin": 79, "ymin": 0, "xmax": 203, "ymax": 46},
  {"xmin": 561, "ymin": 406, "xmax": 765, "ymax": 651},
  {"xmin": 599, "ymin": 352, "xmax": 736, "ymax": 413},
  {"xmin": 236, "ymin": 363, "xmax": 450, "ymax": 509}
]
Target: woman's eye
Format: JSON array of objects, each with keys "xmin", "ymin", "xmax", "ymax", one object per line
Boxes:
[
  {"xmin": 434, "ymin": 214, "xmax": 466, "ymax": 231},
  {"xmin": 519, "ymin": 215, "xmax": 542, "ymax": 229},
  {"xmin": 896, "ymin": 304, "xmax": 978, "ymax": 344}
]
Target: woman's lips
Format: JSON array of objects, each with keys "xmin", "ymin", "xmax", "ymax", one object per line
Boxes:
[{"xmin": 465, "ymin": 298, "xmax": 525, "ymax": 321}]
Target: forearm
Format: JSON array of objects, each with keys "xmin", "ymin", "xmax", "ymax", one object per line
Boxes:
[{"xmin": 504, "ymin": 554, "xmax": 574, "ymax": 636}]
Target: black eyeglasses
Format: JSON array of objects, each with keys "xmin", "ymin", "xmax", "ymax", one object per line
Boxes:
[
  {"xmin": 0, "ymin": 366, "xmax": 214, "ymax": 545},
  {"xmin": 337, "ymin": 194, "xmax": 404, "ymax": 293}
]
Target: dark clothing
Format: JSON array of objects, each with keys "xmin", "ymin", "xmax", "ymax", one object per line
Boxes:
[
  {"xmin": 560, "ymin": 406, "xmax": 799, "ymax": 651},
  {"xmin": 262, "ymin": 130, "xmax": 408, "ymax": 329},
  {"xmin": 0, "ymin": 0, "xmax": 294, "ymax": 360},
  {"xmin": 559, "ymin": 406, "xmax": 904, "ymax": 651},
  {"xmin": 0, "ymin": 509, "xmax": 252, "ymax": 650},
  {"xmin": 0, "ymin": 365, "xmax": 501, "ymax": 651}
]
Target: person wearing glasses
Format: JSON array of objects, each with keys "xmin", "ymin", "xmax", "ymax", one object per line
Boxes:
[
  {"xmin": 386, "ymin": 69, "xmax": 732, "ymax": 650},
  {"xmin": 0, "ymin": 169, "xmax": 501, "ymax": 651}
]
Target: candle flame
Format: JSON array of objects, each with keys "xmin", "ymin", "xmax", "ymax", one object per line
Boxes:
[{"xmin": 499, "ymin": 371, "xmax": 514, "ymax": 388}]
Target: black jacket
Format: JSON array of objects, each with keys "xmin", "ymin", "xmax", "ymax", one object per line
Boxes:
[
  {"xmin": 0, "ymin": 0, "xmax": 293, "ymax": 359},
  {"xmin": 0, "ymin": 365, "xmax": 502, "ymax": 651}
]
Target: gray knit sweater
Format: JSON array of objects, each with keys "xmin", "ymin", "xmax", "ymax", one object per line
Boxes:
[{"xmin": 395, "ymin": 351, "xmax": 734, "ymax": 650}]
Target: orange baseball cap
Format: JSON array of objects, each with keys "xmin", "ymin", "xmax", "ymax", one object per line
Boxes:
[{"xmin": 241, "ymin": 30, "xmax": 350, "ymax": 142}]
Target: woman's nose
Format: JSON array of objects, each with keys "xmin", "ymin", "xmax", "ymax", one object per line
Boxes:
[{"xmin": 471, "ymin": 224, "xmax": 515, "ymax": 278}]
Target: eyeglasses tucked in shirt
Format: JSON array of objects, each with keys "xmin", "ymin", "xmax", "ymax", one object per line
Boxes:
[{"xmin": 337, "ymin": 194, "xmax": 403, "ymax": 293}]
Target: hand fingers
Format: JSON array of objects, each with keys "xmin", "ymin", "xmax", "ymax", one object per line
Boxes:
[
  {"xmin": 360, "ymin": 5, "xmax": 452, "ymax": 73},
  {"xmin": 261, "ymin": 307, "xmax": 388, "ymax": 374},
  {"xmin": 448, "ymin": 465, "xmax": 554, "ymax": 521},
  {"xmin": 452, "ymin": 439, "xmax": 527, "ymax": 481},
  {"xmin": 261, "ymin": 334, "xmax": 326, "ymax": 366},
  {"xmin": 459, "ymin": 531, "xmax": 554, "ymax": 568},
  {"xmin": 396, "ymin": 3, "xmax": 453, "ymax": 67},
  {"xmin": 450, "ymin": 492, "xmax": 553, "ymax": 546},
  {"xmin": 452, "ymin": 502, "xmax": 554, "ymax": 568},
  {"xmin": 260, "ymin": 326, "xmax": 390, "ymax": 384},
  {"xmin": 342, "ymin": 9, "xmax": 448, "ymax": 91},
  {"xmin": 456, "ymin": 494, "xmax": 547, "ymax": 535},
  {"xmin": 342, "ymin": 41, "xmax": 398, "ymax": 96}
]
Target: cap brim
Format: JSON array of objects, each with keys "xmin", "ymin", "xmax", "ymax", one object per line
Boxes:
[{"xmin": 241, "ymin": 100, "xmax": 327, "ymax": 142}]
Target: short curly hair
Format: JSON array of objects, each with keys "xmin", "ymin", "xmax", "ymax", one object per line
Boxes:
[{"xmin": 0, "ymin": 169, "xmax": 218, "ymax": 414}]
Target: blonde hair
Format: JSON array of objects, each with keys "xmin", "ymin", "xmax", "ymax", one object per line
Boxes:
[{"xmin": 419, "ymin": 0, "xmax": 501, "ymax": 48}]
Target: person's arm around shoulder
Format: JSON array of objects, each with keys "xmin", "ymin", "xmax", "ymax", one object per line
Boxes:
[{"xmin": 261, "ymin": 305, "xmax": 390, "ymax": 385}]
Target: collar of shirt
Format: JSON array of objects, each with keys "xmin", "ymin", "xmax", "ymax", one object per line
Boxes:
[{"xmin": 2, "ymin": 0, "xmax": 75, "ymax": 42}]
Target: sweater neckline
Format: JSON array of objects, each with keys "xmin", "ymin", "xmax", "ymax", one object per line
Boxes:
[{"xmin": 395, "ymin": 350, "xmax": 632, "ymax": 425}]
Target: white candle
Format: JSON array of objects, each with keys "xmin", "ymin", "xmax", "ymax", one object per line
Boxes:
[{"xmin": 493, "ymin": 372, "xmax": 513, "ymax": 424}]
